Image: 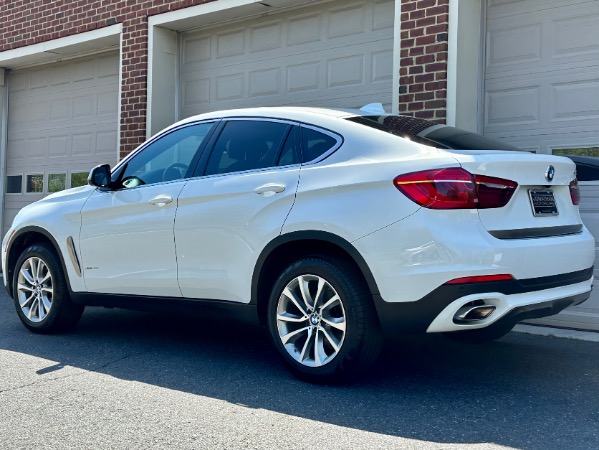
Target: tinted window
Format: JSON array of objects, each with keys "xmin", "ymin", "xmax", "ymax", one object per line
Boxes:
[
  {"xmin": 574, "ymin": 163, "xmax": 599, "ymax": 182},
  {"xmin": 347, "ymin": 115, "xmax": 519, "ymax": 151},
  {"xmin": 205, "ymin": 120, "xmax": 289, "ymax": 175},
  {"xmin": 561, "ymin": 156, "xmax": 599, "ymax": 181},
  {"xmin": 301, "ymin": 127, "xmax": 338, "ymax": 163},
  {"xmin": 117, "ymin": 122, "xmax": 214, "ymax": 188}
]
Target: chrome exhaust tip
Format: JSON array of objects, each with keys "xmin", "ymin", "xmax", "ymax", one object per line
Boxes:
[{"xmin": 454, "ymin": 301, "xmax": 496, "ymax": 323}]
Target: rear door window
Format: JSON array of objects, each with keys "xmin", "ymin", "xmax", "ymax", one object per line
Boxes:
[{"xmin": 204, "ymin": 120, "xmax": 290, "ymax": 175}]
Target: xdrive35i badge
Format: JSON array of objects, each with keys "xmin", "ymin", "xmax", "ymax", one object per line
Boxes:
[{"xmin": 545, "ymin": 165, "xmax": 555, "ymax": 182}]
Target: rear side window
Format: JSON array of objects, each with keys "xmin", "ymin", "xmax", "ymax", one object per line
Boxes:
[
  {"xmin": 205, "ymin": 120, "xmax": 290, "ymax": 175},
  {"xmin": 301, "ymin": 127, "xmax": 338, "ymax": 163}
]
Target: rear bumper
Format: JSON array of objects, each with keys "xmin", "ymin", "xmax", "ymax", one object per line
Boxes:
[{"xmin": 373, "ymin": 267, "xmax": 593, "ymax": 336}]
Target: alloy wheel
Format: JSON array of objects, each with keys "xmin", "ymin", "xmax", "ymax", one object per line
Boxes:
[
  {"xmin": 17, "ymin": 257, "xmax": 54, "ymax": 323},
  {"xmin": 276, "ymin": 274, "xmax": 346, "ymax": 367}
]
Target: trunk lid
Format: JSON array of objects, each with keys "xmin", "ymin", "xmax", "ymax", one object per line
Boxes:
[{"xmin": 445, "ymin": 150, "xmax": 581, "ymax": 236}]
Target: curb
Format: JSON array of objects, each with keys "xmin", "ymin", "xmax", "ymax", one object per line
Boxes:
[{"xmin": 514, "ymin": 324, "xmax": 599, "ymax": 343}]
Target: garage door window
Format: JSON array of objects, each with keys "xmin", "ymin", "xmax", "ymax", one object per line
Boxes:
[
  {"xmin": 48, "ymin": 174, "xmax": 67, "ymax": 193},
  {"xmin": 26, "ymin": 175, "xmax": 43, "ymax": 193},
  {"xmin": 6, "ymin": 175, "xmax": 22, "ymax": 194},
  {"xmin": 70, "ymin": 172, "xmax": 88, "ymax": 188}
]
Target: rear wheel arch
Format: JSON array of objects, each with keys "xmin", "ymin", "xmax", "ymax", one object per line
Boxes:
[
  {"xmin": 6, "ymin": 227, "xmax": 71, "ymax": 298},
  {"xmin": 252, "ymin": 231, "xmax": 380, "ymax": 325}
]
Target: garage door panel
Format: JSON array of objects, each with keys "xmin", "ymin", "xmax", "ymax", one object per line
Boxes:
[
  {"xmin": 181, "ymin": 0, "xmax": 394, "ymax": 117},
  {"xmin": 550, "ymin": 79, "xmax": 599, "ymax": 122},
  {"xmin": 485, "ymin": 0, "xmax": 599, "ymax": 330},
  {"xmin": 552, "ymin": 13, "xmax": 599, "ymax": 60},
  {"xmin": 485, "ymin": 67, "xmax": 599, "ymax": 139}
]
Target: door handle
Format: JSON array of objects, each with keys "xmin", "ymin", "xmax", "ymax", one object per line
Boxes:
[
  {"xmin": 148, "ymin": 195, "xmax": 173, "ymax": 206},
  {"xmin": 254, "ymin": 183, "xmax": 286, "ymax": 197}
]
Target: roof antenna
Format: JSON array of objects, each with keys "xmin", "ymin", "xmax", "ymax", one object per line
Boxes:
[{"xmin": 360, "ymin": 103, "xmax": 386, "ymax": 114}]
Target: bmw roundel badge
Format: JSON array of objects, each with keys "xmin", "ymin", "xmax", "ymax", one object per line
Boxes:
[{"xmin": 545, "ymin": 165, "xmax": 555, "ymax": 182}]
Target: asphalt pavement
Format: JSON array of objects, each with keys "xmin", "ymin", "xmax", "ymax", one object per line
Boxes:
[{"xmin": 1, "ymin": 288, "xmax": 598, "ymax": 450}]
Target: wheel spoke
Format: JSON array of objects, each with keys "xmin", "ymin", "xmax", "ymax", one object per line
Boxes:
[
  {"xmin": 283, "ymin": 287, "xmax": 308, "ymax": 316},
  {"xmin": 41, "ymin": 287, "xmax": 53, "ymax": 294},
  {"xmin": 322, "ymin": 316, "xmax": 346, "ymax": 332},
  {"xmin": 17, "ymin": 283, "xmax": 34, "ymax": 292},
  {"xmin": 319, "ymin": 294, "xmax": 340, "ymax": 313},
  {"xmin": 27, "ymin": 299, "xmax": 37, "ymax": 320},
  {"xmin": 277, "ymin": 312, "xmax": 308, "ymax": 323},
  {"xmin": 39, "ymin": 271, "xmax": 51, "ymax": 284},
  {"xmin": 281, "ymin": 326, "xmax": 310, "ymax": 345},
  {"xmin": 312, "ymin": 277, "xmax": 326, "ymax": 309},
  {"xmin": 19, "ymin": 268, "xmax": 35, "ymax": 285},
  {"xmin": 33, "ymin": 258, "xmax": 42, "ymax": 283},
  {"xmin": 37, "ymin": 297, "xmax": 45, "ymax": 320},
  {"xmin": 41, "ymin": 295, "xmax": 52, "ymax": 314},
  {"xmin": 320, "ymin": 327, "xmax": 340, "ymax": 353},
  {"xmin": 299, "ymin": 327, "xmax": 314, "ymax": 362},
  {"xmin": 298, "ymin": 276, "xmax": 314, "ymax": 311},
  {"xmin": 19, "ymin": 293, "xmax": 35, "ymax": 308},
  {"xmin": 313, "ymin": 328, "xmax": 325, "ymax": 366}
]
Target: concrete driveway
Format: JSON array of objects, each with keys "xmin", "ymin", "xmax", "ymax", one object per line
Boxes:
[{"xmin": 0, "ymin": 288, "xmax": 598, "ymax": 450}]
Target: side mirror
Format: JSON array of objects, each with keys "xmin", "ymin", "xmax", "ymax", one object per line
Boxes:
[{"xmin": 88, "ymin": 164, "xmax": 112, "ymax": 189}]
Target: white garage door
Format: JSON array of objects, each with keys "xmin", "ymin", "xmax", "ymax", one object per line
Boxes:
[
  {"xmin": 3, "ymin": 53, "xmax": 119, "ymax": 234},
  {"xmin": 180, "ymin": 0, "xmax": 395, "ymax": 118},
  {"xmin": 484, "ymin": 0, "xmax": 599, "ymax": 330}
]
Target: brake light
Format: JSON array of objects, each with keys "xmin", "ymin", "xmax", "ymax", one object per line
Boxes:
[
  {"xmin": 445, "ymin": 274, "xmax": 514, "ymax": 285},
  {"xmin": 569, "ymin": 178, "xmax": 581, "ymax": 205},
  {"xmin": 393, "ymin": 168, "xmax": 517, "ymax": 209}
]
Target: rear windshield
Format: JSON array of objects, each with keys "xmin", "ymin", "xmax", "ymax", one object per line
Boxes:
[{"xmin": 347, "ymin": 115, "xmax": 519, "ymax": 151}]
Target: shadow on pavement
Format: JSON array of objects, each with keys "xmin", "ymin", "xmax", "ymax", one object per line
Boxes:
[{"xmin": 1, "ymin": 299, "xmax": 598, "ymax": 450}]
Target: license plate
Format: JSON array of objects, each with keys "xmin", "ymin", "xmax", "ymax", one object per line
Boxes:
[{"xmin": 528, "ymin": 189, "xmax": 558, "ymax": 216}]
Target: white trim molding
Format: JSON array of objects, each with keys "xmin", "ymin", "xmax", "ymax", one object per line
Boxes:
[
  {"xmin": 446, "ymin": 0, "xmax": 484, "ymax": 132},
  {"xmin": 391, "ymin": 0, "xmax": 402, "ymax": 114},
  {"xmin": 0, "ymin": 24, "xmax": 122, "ymax": 69}
]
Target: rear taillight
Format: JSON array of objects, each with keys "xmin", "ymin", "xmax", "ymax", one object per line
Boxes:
[
  {"xmin": 393, "ymin": 168, "xmax": 517, "ymax": 210},
  {"xmin": 569, "ymin": 178, "xmax": 581, "ymax": 205}
]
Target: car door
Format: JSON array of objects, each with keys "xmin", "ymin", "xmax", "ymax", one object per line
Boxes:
[
  {"xmin": 175, "ymin": 119, "xmax": 301, "ymax": 302},
  {"xmin": 79, "ymin": 121, "xmax": 217, "ymax": 297}
]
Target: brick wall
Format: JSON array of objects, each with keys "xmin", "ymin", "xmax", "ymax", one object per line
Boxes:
[
  {"xmin": 399, "ymin": 0, "xmax": 449, "ymax": 123},
  {"xmin": 0, "ymin": 0, "xmax": 215, "ymax": 158}
]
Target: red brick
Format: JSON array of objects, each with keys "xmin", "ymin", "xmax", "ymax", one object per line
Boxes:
[
  {"xmin": 414, "ymin": 92, "xmax": 434, "ymax": 101},
  {"xmin": 425, "ymin": 100, "xmax": 445, "ymax": 109}
]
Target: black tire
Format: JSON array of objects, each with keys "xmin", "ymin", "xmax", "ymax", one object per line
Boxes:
[
  {"xmin": 12, "ymin": 243, "xmax": 84, "ymax": 334},
  {"xmin": 267, "ymin": 257, "xmax": 383, "ymax": 384},
  {"xmin": 443, "ymin": 321, "xmax": 515, "ymax": 343}
]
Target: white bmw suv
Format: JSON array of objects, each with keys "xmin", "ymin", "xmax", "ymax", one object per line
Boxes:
[{"xmin": 2, "ymin": 107, "xmax": 594, "ymax": 382}]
